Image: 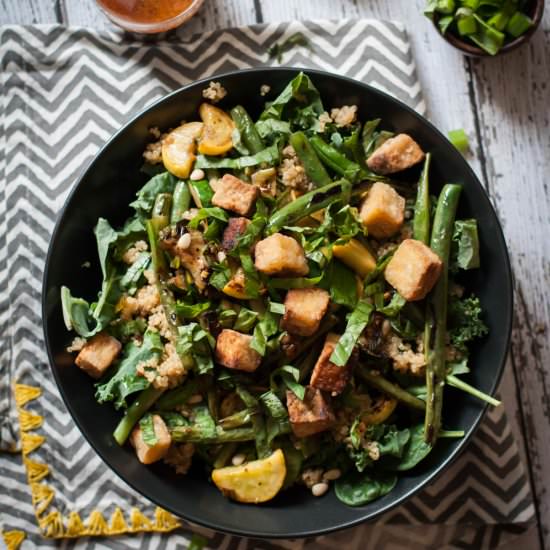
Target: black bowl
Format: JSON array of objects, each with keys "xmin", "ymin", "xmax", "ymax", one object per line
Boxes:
[{"xmin": 42, "ymin": 67, "xmax": 512, "ymax": 538}]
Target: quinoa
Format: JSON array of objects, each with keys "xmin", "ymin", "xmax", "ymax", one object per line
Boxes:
[
  {"xmin": 383, "ymin": 334, "xmax": 425, "ymax": 376},
  {"xmin": 318, "ymin": 111, "xmax": 332, "ymax": 132},
  {"xmin": 260, "ymin": 84, "xmax": 271, "ymax": 96},
  {"xmin": 149, "ymin": 126, "xmax": 161, "ymax": 139},
  {"xmin": 278, "ymin": 145, "xmax": 312, "ymax": 192},
  {"xmin": 143, "ymin": 140, "xmax": 163, "ymax": 164},
  {"xmin": 202, "ymin": 81, "xmax": 227, "ymax": 103},
  {"xmin": 147, "ymin": 305, "xmax": 173, "ymax": 341},
  {"xmin": 164, "ymin": 443, "xmax": 195, "ymax": 475},
  {"xmin": 122, "ymin": 240, "xmax": 148, "ymax": 265},
  {"xmin": 137, "ymin": 343, "xmax": 187, "ymax": 390},
  {"xmin": 330, "ymin": 105, "xmax": 358, "ymax": 127},
  {"xmin": 135, "ymin": 285, "xmax": 160, "ymax": 316},
  {"xmin": 66, "ymin": 336, "xmax": 86, "ymax": 353}
]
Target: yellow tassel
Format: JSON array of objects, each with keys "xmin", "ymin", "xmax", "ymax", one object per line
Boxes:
[
  {"xmin": 19, "ymin": 409, "xmax": 43, "ymax": 432},
  {"xmin": 85, "ymin": 510, "xmax": 109, "ymax": 536},
  {"xmin": 39, "ymin": 510, "xmax": 65, "ymax": 538},
  {"xmin": 31, "ymin": 482, "xmax": 55, "ymax": 515},
  {"xmin": 21, "ymin": 432, "xmax": 45, "ymax": 456},
  {"xmin": 2, "ymin": 530, "xmax": 26, "ymax": 550},
  {"xmin": 14, "ymin": 384, "xmax": 41, "ymax": 407},
  {"xmin": 65, "ymin": 511, "xmax": 85, "ymax": 537},
  {"xmin": 108, "ymin": 507, "xmax": 129, "ymax": 535},
  {"xmin": 25, "ymin": 458, "xmax": 50, "ymax": 483},
  {"xmin": 130, "ymin": 507, "xmax": 153, "ymax": 531},
  {"xmin": 154, "ymin": 507, "xmax": 181, "ymax": 531}
]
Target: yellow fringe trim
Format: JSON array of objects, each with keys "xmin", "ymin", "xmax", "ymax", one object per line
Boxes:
[
  {"xmin": 12, "ymin": 382, "xmax": 182, "ymax": 539},
  {"xmin": 2, "ymin": 530, "xmax": 26, "ymax": 550}
]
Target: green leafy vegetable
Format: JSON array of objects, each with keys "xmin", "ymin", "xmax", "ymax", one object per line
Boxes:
[
  {"xmin": 384, "ymin": 423, "xmax": 432, "ymax": 471},
  {"xmin": 335, "ymin": 471, "xmax": 397, "ymax": 506},
  {"xmin": 330, "ymin": 300, "xmax": 374, "ymax": 366},
  {"xmin": 451, "ymin": 219, "xmax": 480, "ymax": 270},
  {"xmin": 448, "ymin": 295, "xmax": 488, "ymax": 353},
  {"xmin": 448, "ymin": 128, "xmax": 470, "ymax": 153},
  {"xmin": 233, "ymin": 307, "xmax": 259, "ymax": 333},
  {"xmin": 130, "ymin": 172, "xmax": 178, "ymax": 220},
  {"xmin": 176, "ymin": 323, "xmax": 215, "ymax": 375},
  {"xmin": 175, "ymin": 300, "xmax": 212, "ymax": 319},
  {"xmin": 195, "ymin": 142, "xmax": 280, "ymax": 170},
  {"xmin": 270, "ymin": 365, "xmax": 306, "ymax": 400},
  {"xmin": 188, "ymin": 207, "xmax": 229, "ymax": 229},
  {"xmin": 251, "ymin": 309, "xmax": 280, "ymax": 356},
  {"xmin": 95, "ymin": 330, "xmax": 163, "ymax": 409}
]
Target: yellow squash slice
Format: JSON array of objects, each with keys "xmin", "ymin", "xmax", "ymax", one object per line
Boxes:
[
  {"xmin": 332, "ymin": 238, "xmax": 377, "ymax": 279},
  {"xmin": 162, "ymin": 121, "xmax": 204, "ymax": 179},
  {"xmin": 197, "ymin": 103, "xmax": 235, "ymax": 156},
  {"xmin": 362, "ymin": 396, "xmax": 397, "ymax": 425},
  {"xmin": 211, "ymin": 448, "xmax": 286, "ymax": 504}
]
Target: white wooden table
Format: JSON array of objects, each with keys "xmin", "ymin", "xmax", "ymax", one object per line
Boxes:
[{"xmin": 2, "ymin": 0, "xmax": 549, "ymax": 547}]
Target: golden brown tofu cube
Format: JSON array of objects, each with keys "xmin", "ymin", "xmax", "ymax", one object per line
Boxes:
[
  {"xmin": 254, "ymin": 233, "xmax": 309, "ymax": 277},
  {"xmin": 384, "ymin": 239, "xmax": 443, "ymax": 301},
  {"xmin": 286, "ymin": 387, "xmax": 335, "ymax": 438},
  {"xmin": 310, "ymin": 333, "xmax": 351, "ymax": 395},
  {"xmin": 367, "ymin": 134, "xmax": 425, "ymax": 175},
  {"xmin": 212, "ymin": 174, "xmax": 260, "ymax": 217},
  {"xmin": 222, "ymin": 217, "xmax": 251, "ymax": 251},
  {"xmin": 281, "ymin": 288, "xmax": 330, "ymax": 337},
  {"xmin": 360, "ymin": 182, "xmax": 405, "ymax": 239},
  {"xmin": 215, "ymin": 329, "xmax": 262, "ymax": 372},
  {"xmin": 75, "ymin": 332, "xmax": 122, "ymax": 379},
  {"xmin": 129, "ymin": 414, "xmax": 172, "ymax": 465}
]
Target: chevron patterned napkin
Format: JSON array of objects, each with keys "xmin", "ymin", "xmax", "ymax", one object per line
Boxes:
[{"xmin": 0, "ymin": 20, "xmax": 535, "ymax": 550}]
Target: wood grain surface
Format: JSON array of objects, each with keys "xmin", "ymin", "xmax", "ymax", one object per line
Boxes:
[{"xmin": 2, "ymin": 0, "xmax": 549, "ymax": 547}]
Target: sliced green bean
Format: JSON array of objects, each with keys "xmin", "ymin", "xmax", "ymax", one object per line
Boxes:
[
  {"xmin": 425, "ymin": 184, "xmax": 462, "ymax": 445},
  {"xmin": 413, "ymin": 153, "xmax": 432, "ymax": 245},
  {"xmin": 289, "ymin": 131, "xmax": 332, "ymax": 187},
  {"xmin": 309, "ymin": 135, "xmax": 362, "ymax": 182},
  {"xmin": 170, "ymin": 181, "xmax": 191, "ymax": 224},
  {"xmin": 113, "ymin": 385, "xmax": 164, "ymax": 445},
  {"xmin": 171, "ymin": 425, "xmax": 256, "ymax": 444},
  {"xmin": 219, "ymin": 409, "xmax": 251, "ymax": 429},
  {"xmin": 231, "ymin": 105, "xmax": 265, "ymax": 154}
]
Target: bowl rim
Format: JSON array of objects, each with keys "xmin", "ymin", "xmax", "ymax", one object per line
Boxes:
[
  {"xmin": 42, "ymin": 66, "xmax": 513, "ymax": 539},
  {"xmin": 432, "ymin": 0, "xmax": 545, "ymax": 57}
]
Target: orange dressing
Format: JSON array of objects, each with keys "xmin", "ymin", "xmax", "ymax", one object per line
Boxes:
[{"xmin": 98, "ymin": 0, "xmax": 193, "ymax": 24}]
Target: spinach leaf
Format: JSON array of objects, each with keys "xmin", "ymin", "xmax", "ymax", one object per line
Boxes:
[
  {"xmin": 60, "ymin": 286, "xmax": 97, "ymax": 337},
  {"xmin": 323, "ymin": 260, "xmax": 358, "ymax": 309},
  {"xmin": 209, "ymin": 263, "xmax": 231, "ymax": 290},
  {"xmin": 377, "ymin": 292, "xmax": 407, "ymax": 317},
  {"xmin": 233, "ymin": 307, "xmax": 259, "ymax": 333},
  {"xmin": 120, "ymin": 252, "xmax": 150, "ymax": 294},
  {"xmin": 451, "ymin": 219, "xmax": 480, "ymax": 271},
  {"xmin": 239, "ymin": 252, "xmax": 262, "ymax": 298},
  {"xmin": 175, "ymin": 300, "xmax": 212, "ymax": 319},
  {"xmin": 259, "ymin": 390, "xmax": 291, "ymax": 444},
  {"xmin": 330, "ymin": 300, "xmax": 374, "ymax": 366},
  {"xmin": 139, "ymin": 413, "xmax": 158, "ymax": 447},
  {"xmin": 188, "ymin": 207, "xmax": 229, "ymax": 229},
  {"xmin": 94, "ymin": 218, "xmax": 119, "ymax": 279},
  {"xmin": 189, "ymin": 179, "xmax": 214, "ymax": 208},
  {"xmin": 95, "ymin": 330, "xmax": 163, "ymax": 409},
  {"xmin": 250, "ymin": 308, "xmax": 280, "ymax": 356},
  {"xmin": 176, "ymin": 323, "xmax": 215, "ymax": 375},
  {"xmin": 268, "ymin": 274, "xmax": 323, "ymax": 290},
  {"xmin": 281, "ymin": 442, "xmax": 304, "ymax": 489},
  {"xmin": 335, "ymin": 471, "xmax": 397, "ymax": 506},
  {"xmin": 195, "ymin": 142, "xmax": 280, "ymax": 170},
  {"xmin": 270, "ymin": 365, "xmax": 306, "ymax": 400},
  {"xmin": 157, "ymin": 411, "xmax": 189, "ymax": 429},
  {"xmin": 255, "ymin": 119, "xmax": 291, "ymax": 139},
  {"xmin": 236, "ymin": 386, "xmax": 270, "ymax": 458},
  {"xmin": 130, "ymin": 172, "xmax": 178, "ymax": 220},
  {"xmin": 191, "ymin": 406, "xmax": 217, "ymax": 439},
  {"xmin": 269, "ymin": 302, "xmax": 286, "ymax": 315},
  {"xmin": 389, "ymin": 423, "xmax": 432, "ymax": 471}
]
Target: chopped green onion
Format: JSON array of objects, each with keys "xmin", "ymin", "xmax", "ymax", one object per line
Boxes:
[
  {"xmin": 438, "ymin": 15, "xmax": 455, "ymax": 34},
  {"xmin": 487, "ymin": 11, "xmax": 510, "ymax": 32},
  {"xmin": 448, "ymin": 129, "xmax": 470, "ymax": 153},
  {"xmin": 460, "ymin": 0, "xmax": 480, "ymax": 9},
  {"xmin": 457, "ymin": 14, "xmax": 478, "ymax": 35},
  {"xmin": 470, "ymin": 15, "xmax": 505, "ymax": 55},
  {"xmin": 506, "ymin": 12, "xmax": 533, "ymax": 38},
  {"xmin": 436, "ymin": 0, "xmax": 456, "ymax": 14}
]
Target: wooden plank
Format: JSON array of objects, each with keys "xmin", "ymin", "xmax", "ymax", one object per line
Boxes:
[
  {"xmin": 0, "ymin": 0, "xmax": 59, "ymax": 24},
  {"xmin": 468, "ymin": 7, "xmax": 550, "ymax": 545}
]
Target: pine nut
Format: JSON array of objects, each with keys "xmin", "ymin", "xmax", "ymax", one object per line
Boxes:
[
  {"xmin": 231, "ymin": 454, "xmax": 246, "ymax": 466},
  {"xmin": 190, "ymin": 168, "xmax": 205, "ymax": 181},
  {"xmin": 323, "ymin": 468, "xmax": 341, "ymax": 481},
  {"xmin": 177, "ymin": 233, "xmax": 191, "ymax": 250},
  {"xmin": 311, "ymin": 482, "xmax": 329, "ymax": 497}
]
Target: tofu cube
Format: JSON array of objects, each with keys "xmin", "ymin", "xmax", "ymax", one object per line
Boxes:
[
  {"xmin": 215, "ymin": 329, "xmax": 262, "ymax": 372},
  {"xmin": 75, "ymin": 332, "xmax": 122, "ymax": 379},
  {"xmin": 281, "ymin": 288, "xmax": 330, "ymax": 337},
  {"xmin": 129, "ymin": 414, "xmax": 172, "ymax": 465},
  {"xmin": 254, "ymin": 233, "xmax": 309, "ymax": 277},
  {"xmin": 360, "ymin": 182, "xmax": 405, "ymax": 239},
  {"xmin": 310, "ymin": 333, "xmax": 351, "ymax": 395},
  {"xmin": 212, "ymin": 174, "xmax": 260, "ymax": 217},
  {"xmin": 367, "ymin": 134, "xmax": 425, "ymax": 175},
  {"xmin": 286, "ymin": 387, "xmax": 335, "ymax": 438},
  {"xmin": 384, "ymin": 239, "xmax": 443, "ymax": 301},
  {"xmin": 222, "ymin": 217, "xmax": 251, "ymax": 251}
]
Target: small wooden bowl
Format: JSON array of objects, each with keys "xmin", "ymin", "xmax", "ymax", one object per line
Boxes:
[{"xmin": 433, "ymin": 0, "xmax": 544, "ymax": 57}]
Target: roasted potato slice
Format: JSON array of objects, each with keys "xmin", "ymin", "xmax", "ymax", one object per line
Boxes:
[
  {"xmin": 211, "ymin": 449, "xmax": 286, "ymax": 503},
  {"xmin": 162, "ymin": 121, "xmax": 203, "ymax": 179},
  {"xmin": 198, "ymin": 103, "xmax": 235, "ymax": 156}
]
